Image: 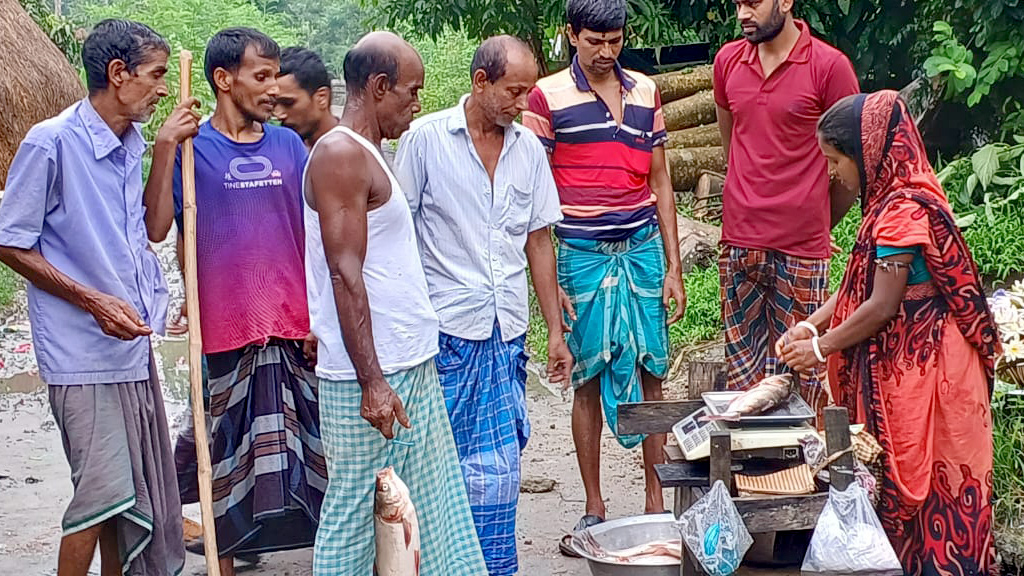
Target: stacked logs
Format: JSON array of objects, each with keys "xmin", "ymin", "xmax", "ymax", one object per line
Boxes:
[{"xmin": 653, "ymin": 65, "xmax": 726, "ymax": 192}]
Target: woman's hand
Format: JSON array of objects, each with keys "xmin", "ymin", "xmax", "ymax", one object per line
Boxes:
[
  {"xmin": 780, "ymin": 338, "xmax": 824, "ymax": 375},
  {"xmin": 774, "ymin": 323, "xmax": 815, "ymax": 357}
]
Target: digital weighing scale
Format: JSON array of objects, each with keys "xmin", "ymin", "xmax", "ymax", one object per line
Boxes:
[{"xmin": 672, "ymin": 391, "xmax": 820, "ymax": 461}]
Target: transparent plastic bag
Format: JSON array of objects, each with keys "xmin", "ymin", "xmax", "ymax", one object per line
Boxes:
[
  {"xmin": 801, "ymin": 484, "xmax": 902, "ymax": 575},
  {"xmin": 677, "ymin": 480, "xmax": 753, "ymax": 576}
]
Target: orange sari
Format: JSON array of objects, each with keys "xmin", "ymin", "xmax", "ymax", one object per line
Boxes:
[{"xmin": 827, "ymin": 91, "xmax": 1001, "ymax": 575}]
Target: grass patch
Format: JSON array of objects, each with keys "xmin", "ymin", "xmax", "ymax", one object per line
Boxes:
[{"xmin": 0, "ymin": 263, "xmax": 20, "ymax": 313}]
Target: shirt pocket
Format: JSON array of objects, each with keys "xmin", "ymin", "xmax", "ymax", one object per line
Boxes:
[{"xmin": 502, "ymin": 182, "xmax": 533, "ymax": 236}]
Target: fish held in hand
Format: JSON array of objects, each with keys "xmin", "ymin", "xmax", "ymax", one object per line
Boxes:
[
  {"xmin": 707, "ymin": 374, "xmax": 793, "ymax": 421},
  {"xmin": 374, "ymin": 467, "xmax": 421, "ymax": 576}
]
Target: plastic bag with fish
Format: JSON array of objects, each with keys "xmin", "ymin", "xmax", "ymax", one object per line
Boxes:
[
  {"xmin": 801, "ymin": 484, "xmax": 902, "ymax": 575},
  {"xmin": 374, "ymin": 467, "xmax": 421, "ymax": 576},
  {"xmin": 677, "ymin": 480, "xmax": 752, "ymax": 576}
]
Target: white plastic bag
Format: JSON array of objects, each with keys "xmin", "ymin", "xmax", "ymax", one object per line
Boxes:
[
  {"xmin": 801, "ymin": 484, "xmax": 902, "ymax": 575},
  {"xmin": 677, "ymin": 480, "xmax": 753, "ymax": 576}
]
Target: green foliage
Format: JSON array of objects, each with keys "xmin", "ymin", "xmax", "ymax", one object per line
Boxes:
[
  {"xmin": 18, "ymin": 0, "xmax": 81, "ymax": 65},
  {"xmin": 267, "ymin": 0, "xmax": 368, "ymax": 76},
  {"xmin": 72, "ymin": 0, "xmax": 299, "ymax": 141},
  {"xmin": 0, "ymin": 265, "xmax": 20, "ymax": 314},
  {"xmin": 924, "ymin": 21, "xmax": 977, "ymax": 101},
  {"xmin": 991, "ymin": 382, "xmax": 1024, "ymax": 527},
  {"xmin": 408, "ymin": 28, "xmax": 478, "ymax": 116},
  {"xmin": 669, "ymin": 265, "xmax": 720, "ymax": 345},
  {"xmin": 937, "ymin": 142, "xmax": 1024, "ymax": 227}
]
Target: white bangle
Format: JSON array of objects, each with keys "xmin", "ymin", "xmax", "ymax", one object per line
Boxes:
[
  {"xmin": 811, "ymin": 336, "xmax": 827, "ymax": 363},
  {"xmin": 797, "ymin": 320, "xmax": 819, "ymax": 338}
]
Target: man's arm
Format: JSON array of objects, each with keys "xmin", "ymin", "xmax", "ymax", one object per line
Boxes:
[
  {"xmin": 308, "ymin": 135, "xmax": 408, "ymax": 438},
  {"xmin": 717, "ymin": 106, "xmax": 733, "ymax": 161},
  {"xmin": 525, "ymin": 228, "xmax": 572, "ymax": 384},
  {"xmin": 0, "ymin": 247, "xmax": 151, "ymax": 340},
  {"xmin": 143, "ymin": 98, "xmax": 200, "ymax": 242},
  {"xmin": 650, "ymin": 146, "xmax": 686, "ymax": 324}
]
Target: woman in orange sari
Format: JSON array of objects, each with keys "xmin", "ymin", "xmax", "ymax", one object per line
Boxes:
[{"xmin": 778, "ymin": 90, "xmax": 1000, "ymax": 575}]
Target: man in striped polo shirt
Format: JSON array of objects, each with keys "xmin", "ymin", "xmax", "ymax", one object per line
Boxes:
[{"xmin": 523, "ymin": 0, "xmax": 686, "ymax": 551}]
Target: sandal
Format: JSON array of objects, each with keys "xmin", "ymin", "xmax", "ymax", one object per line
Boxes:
[{"xmin": 558, "ymin": 514, "xmax": 605, "ymax": 558}]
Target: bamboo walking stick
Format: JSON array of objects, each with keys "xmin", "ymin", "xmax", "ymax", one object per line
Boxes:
[{"xmin": 179, "ymin": 49, "xmax": 222, "ymax": 576}]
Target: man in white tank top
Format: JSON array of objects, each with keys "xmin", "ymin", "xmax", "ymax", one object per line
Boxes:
[{"xmin": 302, "ymin": 32, "xmax": 487, "ymax": 576}]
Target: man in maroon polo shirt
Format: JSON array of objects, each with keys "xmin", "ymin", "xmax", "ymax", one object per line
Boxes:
[{"xmin": 714, "ymin": 0, "xmax": 858, "ymax": 414}]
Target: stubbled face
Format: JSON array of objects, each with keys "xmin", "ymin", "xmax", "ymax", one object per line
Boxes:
[
  {"xmin": 117, "ymin": 48, "xmax": 171, "ymax": 123},
  {"xmin": 570, "ymin": 28, "xmax": 623, "ymax": 77},
  {"xmin": 222, "ymin": 45, "xmax": 280, "ymax": 123},
  {"xmin": 477, "ymin": 49, "xmax": 538, "ymax": 128},
  {"xmin": 275, "ymin": 73, "xmax": 324, "ymax": 141},
  {"xmin": 378, "ymin": 53, "xmax": 424, "ymax": 140},
  {"xmin": 735, "ymin": 0, "xmax": 787, "ymax": 44},
  {"xmin": 819, "ymin": 135, "xmax": 861, "ymax": 217}
]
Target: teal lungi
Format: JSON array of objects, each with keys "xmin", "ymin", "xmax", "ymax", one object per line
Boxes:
[{"xmin": 558, "ymin": 224, "xmax": 670, "ymax": 449}]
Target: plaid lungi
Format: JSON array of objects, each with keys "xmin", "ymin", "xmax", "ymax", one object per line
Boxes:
[
  {"xmin": 436, "ymin": 325, "xmax": 528, "ymax": 576},
  {"xmin": 314, "ymin": 360, "xmax": 487, "ymax": 576},
  {"xmin": 204, "ymin": 338, "xmax": 326, "ymax": 555},
  {"xmin": 719, "ymin": 246, "xmax": 829, "ymax": 416},
  {"xmin": 558, "ymin": 224, "xmax": 669, "ymax": 449}
]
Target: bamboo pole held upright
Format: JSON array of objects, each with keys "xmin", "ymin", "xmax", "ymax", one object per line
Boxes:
[{"xmin": 179, "ymin": 49, "xmax": 221, "ymax": 576}]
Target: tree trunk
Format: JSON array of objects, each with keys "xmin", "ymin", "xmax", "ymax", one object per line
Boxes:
[
  {"xmin": 663, "ymin": 90, "xmax": 717, "ymax": 132},
  {"xmin": 667, "ymin": 146, "xmax": 726, "ymax": 191},
  {"xmin": 0, "ymin": 0, "xmax": 84, "ymax": 183},
  {"xmin": 653, "ymin": 65, "xmax": 713, "ymax": 104},
  {"xmin": 667, "ymin": 123, "xmax": 721, "ymax": 149}
]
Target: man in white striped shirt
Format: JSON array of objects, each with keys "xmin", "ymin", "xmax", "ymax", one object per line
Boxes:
[{"xmin": 394, "ymin": 35, "xmax": 573, "ymax": 576}]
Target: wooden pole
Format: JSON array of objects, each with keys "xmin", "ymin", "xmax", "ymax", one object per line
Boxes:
[{"xmin": 179, "ymin": 49, "xmax": 222, "ymax": 576}]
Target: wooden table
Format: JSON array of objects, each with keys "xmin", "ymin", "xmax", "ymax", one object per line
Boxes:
[{"xmin": 617, "ymin": 400, "xmax": 855, "ymax": 576}]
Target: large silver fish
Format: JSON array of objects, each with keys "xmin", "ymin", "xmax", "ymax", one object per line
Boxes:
[
  {"xmin": 710, "ymin": 373, "xmax": 793, "ymax": 421},
  {"xmin": 374, "ymin": 467, "xmax": 421, "ymax": 576}
]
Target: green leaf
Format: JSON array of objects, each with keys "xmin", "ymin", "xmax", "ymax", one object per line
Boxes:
[
  {"xmin": 838, "ymin": 0, "xmax": 850, "ymax": 15},
  {"xmin": 967, "ymin": 172, "xmax": 980, "ymax": 198},
  {"xmin": 973, "ymin": 146, "xmax": 1001, "ymax": 189},
  {"xmin": 1020, "ymin": 150, "xmax": 1024, "ymax": 175},
  {"xmin": 933, "ymin": 20, "xmax": 953, "ymax": 34},
  {"xmin": 956, "ymin": 213, "xmax": 978, "ymax": 228},
  {"xmin": 1015, "ymin": 135, "xmax": 1024, "ymax": 145}
]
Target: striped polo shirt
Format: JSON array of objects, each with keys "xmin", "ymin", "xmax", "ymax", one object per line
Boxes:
[{"xmin": 524, "ymin": 56, "xmax": 667, "ymax": 241}]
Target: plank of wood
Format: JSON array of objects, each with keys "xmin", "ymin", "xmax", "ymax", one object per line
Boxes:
[
  {"xmin": 710, "ymin": 430, "xmax": 732, "ymax": 490},
  {"xmin": 617, "ymin": 400, "xmax": 705, "ymax": 435},
  {"xmin": 655, "ymin": 462, "xmax": 711, "ymax": 488},
  {"xmin": 824, "ymin": 407, "xmax": 855, "ymax": 491},
  {"xmin": 665, "ymin": 443, "xmax": 684, "ymax": 462},
  {"xmin": 734, "ymin": 493, "xmax": 829, "ymax": 532}
]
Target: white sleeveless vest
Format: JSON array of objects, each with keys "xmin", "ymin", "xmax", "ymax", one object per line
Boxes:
[{"xmin": 303, "ymin": 126, "xmax": 439, "ymax": 380}]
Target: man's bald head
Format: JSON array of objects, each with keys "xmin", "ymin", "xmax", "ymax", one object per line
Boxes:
[
  {"xmin": 471, "ymin": 35, "xmax": 535, "ymax": 84},
  {"xmin": 343, "ymin": 31, "xmax": 420, "ymax": 95}
]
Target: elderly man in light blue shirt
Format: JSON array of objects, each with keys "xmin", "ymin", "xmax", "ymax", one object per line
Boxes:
[
  {"xmin": 394, "ymin": 35, "xmax": 572, "ymax": 576},
  {"xmin": 0, "ymin": 20, "xmax": 198, "ymax": 576}
]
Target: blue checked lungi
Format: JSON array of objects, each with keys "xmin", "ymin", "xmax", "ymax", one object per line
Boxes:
[
  {"xmin": 314, "ymin": 360, "xmax": 487, "ymax": 576},
  {"xmin": 558, "ymin": 224, "xmax": 670, "ymax": 449},
  {"xmin": 436, "ymin": 325, "xmax": 529, "ymax": 576}
]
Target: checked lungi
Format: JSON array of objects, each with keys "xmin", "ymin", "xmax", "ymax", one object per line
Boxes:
[
  {"xmin": 719, "ymin": 246, "xmax": 829, "ymax": 416},
  {"xmin": 200, "ymin": 338, "xmax": 327, "ymax": 556},
  {"xmin": 436, "ymin": 326, "xmax": 529, "ymax": 576},
  {"xmin": 314, "ymin": 361, "xmax": 488, "ymax": 576},
  {"xmin": 558, "ymin": 224, "xmax": 670, "ymax": 449}
]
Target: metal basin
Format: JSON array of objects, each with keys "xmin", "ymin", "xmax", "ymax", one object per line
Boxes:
[{"xmin": 572, "ymin": 513, "xmax": 681, "ymax": 576}]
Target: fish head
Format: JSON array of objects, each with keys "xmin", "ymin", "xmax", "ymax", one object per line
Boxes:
[{"xmin": 374, "ymin": 466, "xmax": 412, "ymax": 520}]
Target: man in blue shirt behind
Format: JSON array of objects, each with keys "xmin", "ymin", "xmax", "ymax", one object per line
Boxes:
[{"xmin": 0, "ymin": 19, "xmax": 198, "ymax": 576}]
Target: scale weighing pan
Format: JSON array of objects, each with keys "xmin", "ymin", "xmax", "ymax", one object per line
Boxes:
[{"xmin": 701, "ymin": 390, "xmax": 815, "ymax": 427}]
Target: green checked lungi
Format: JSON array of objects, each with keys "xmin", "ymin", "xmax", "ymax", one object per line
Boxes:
[
  {"xmin": 313, "ymin": 360, "xmax": 487, "ymax": 576},
  {"xmin": 558, "ymin": 224, "xmax": 670, "ymax": 449}
]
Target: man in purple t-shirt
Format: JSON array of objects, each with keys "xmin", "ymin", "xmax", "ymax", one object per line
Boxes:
[
  {"xmin": 146, "ymin": 28, "xmax": 324, "ymax": 575},
  {"xmin": 714, "ymin": 0, "xmax": 858, "ymax": 417}
]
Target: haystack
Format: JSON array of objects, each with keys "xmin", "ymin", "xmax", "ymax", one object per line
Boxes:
[{"xmin": 0, "ymin": 0, "xmax": 85, "ymax": 184}]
